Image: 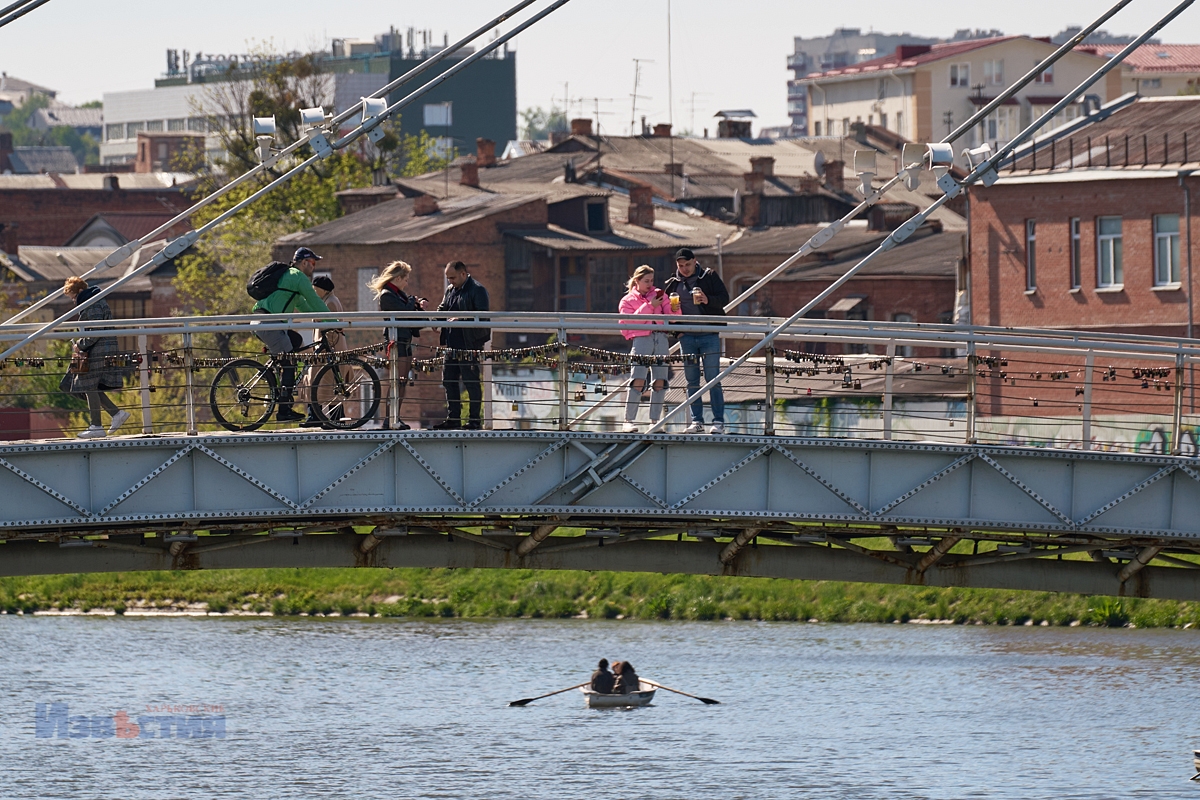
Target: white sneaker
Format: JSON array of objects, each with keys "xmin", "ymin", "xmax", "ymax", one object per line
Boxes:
[
  {"xmin": 622, "ymin": 422, "xmax": 639, "ymax": 433},
  {"xmin": 108, "ymin": 409, "xmax": 131, "ymax": 435},
  {"xmin": 683, "ymin": 421, "xmax": 705, "ymax": 434},
  {"xmin": 709, "ymin": 422, "xmax": 726, "ymax": 435},
  {"xmin": 76, "ymin": 425, "xmax": 107, "ymax": 439}
]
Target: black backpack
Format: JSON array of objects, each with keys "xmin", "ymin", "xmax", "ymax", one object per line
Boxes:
[{"xmin": 246, "ymin": 261, "xmax": 293, "ymax": 301}]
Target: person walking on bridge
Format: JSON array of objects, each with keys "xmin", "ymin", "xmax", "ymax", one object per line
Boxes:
[
  {"xmin": 60, "ymin": 276, "xmax": 130, "ymax": 439},
  {"xmin": 433, "ymin": 261, "xmax": 489, "ymax": 430},
  {"xmin": 619, "ymin": 264, "xmax": 679, "ymax": 432},
  {"xmin": 248, "ymin": 247, "xmax": 329, "ymax": 424},
  {"xmin": 368, "ymin": 261, "xmax": 427, "ymax": 430},
  {"xmin": 663, "ymin": 248, "xmax": 729, "ymax": 435}
]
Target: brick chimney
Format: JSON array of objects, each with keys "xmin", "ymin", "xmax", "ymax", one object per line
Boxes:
[
  {"xmin": 476, "ymin": 138, "xmax": 496, "ymax": 168},
  {"xmin": 824, "ymin": 159, "xmax": 846, "ymax": 192},
  {"xmin": 628, "ymin": 185, "xmax": 655, "ymax": 228},
  {"xmin": 797, "ymin": 175, "xmax": 822, "ymax": 193},
  {"xmin": 570, "ymin": 118, "xmax": 593, "ymax": 137},
  {"xmin": 664, "ymin": 162, "xmax": 683, "ymax": 176},
  {"xmin": 653, "ymin": 123, "xmax": 672, "ymax": 138},
  {"xmin": 413, "ymin": 194, "xmax": 440, "ymax": 216},
  {"xmin": 0, "ymin": 132, "xmax": 11, "ymax": 173},
  {"xmin": 750, "ymin": 156, "xmax": 775, "ymax": 178},
  {"xmin": 744, "ymin": 171, "xmax": 765, "ymax": 195},
  {"xmin": 460, "ymin": 157, "xmax": 479, "ymax": 188}
]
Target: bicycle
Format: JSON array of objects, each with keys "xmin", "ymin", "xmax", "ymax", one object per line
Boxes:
[{"xmin": 208, "ymin": 337, "xmax": 381, "ymax": 432}]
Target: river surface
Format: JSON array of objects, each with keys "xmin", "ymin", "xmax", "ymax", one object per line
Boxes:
[{"xmin": 0, "ymin": 617, "xmax": 1195, "ymax": 799}]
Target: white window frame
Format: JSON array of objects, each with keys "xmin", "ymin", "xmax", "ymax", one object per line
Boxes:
[
  {"xmin": 1070, "ymin": 218, "xmax": 1081, "ymax": 290},
  {"xmin": 949, "ymin": 63, "xmax": 971, "ymax": 88},
  {"xmin": 1154, "ymin": 213, "xmax": 1181, "ymax": 286},
  {"xmin": 1025, "ymin": 219, "xmax": 1037, "ymax": 292},
  {"xmin": 1097, "ymin": 216, "xmax": 1124, "ymax": 288},
  {"xmin": 984, "ymin": 59, "xmax": 1004, "ymax": 86}
]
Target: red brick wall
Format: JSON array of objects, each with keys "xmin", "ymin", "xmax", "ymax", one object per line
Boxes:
[
  {"xmin": 0, "ymin": 187, "xmax": 192, "ymax": 250},
  {"xmin": 969, "ymin": 175, "xmax": 1200, "ymax": 336}
]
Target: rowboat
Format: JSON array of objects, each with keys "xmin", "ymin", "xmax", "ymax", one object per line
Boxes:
[{"xmin": 582, "ymin": 681, "xmax": 656, "ymax": 708}]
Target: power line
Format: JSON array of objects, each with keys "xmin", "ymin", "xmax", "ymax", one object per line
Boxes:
[{"xmin": 0, "ymin": 0, "xmax": 52, "ymax": 30}]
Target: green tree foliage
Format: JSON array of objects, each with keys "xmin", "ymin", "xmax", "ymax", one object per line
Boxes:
[
  {"xmin": 520, "ymin": 105, "xmax": 567, "ymax": 140},
  {"xmin": 0, "ymin": 94, "xmax": 100, "ymax": 166}
]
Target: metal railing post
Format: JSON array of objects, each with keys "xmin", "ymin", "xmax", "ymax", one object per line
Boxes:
[
  {"xmin": 482, "ymin": 341, "xmax": 494, "ymax": 431},
  {"xmin": 388, "ymin": 325, "xmax": 400, "ymax": 429},
  {"xmin": 1172, "ymin": 352, "xmax": 1185, "ymax": 455},
  {"xmin": 1082, "ymin": 350, "xmax": 1094, "ymax": 450},
  {"xmin": 183, "ymin": 332, "xmax": 197, "ymax": 436},
  {"xmin": 966, "ymin": 341, "xmax": 977, "ymax": 444},
  {"xmin": 764, "ymin": 346, "xmax": 775, "ymax": 436},
  {"xmin": 883, "ymin": 340, "xmax": 895, "ymax": 440},
  {"xmin": 558, "ymin": 330, "xmax": 569, "ymax": 431},
  {"xmin": 138, "ymin": 334, "xmax": 152, "ymax": 434}
]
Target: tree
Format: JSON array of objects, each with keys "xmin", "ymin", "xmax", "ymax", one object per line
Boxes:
[
  {"xmin": 0, "ymin": 94, "xmax": 100, "ymax": 166},
  {"xmin": 520, "ymin": 105, "xmax": 568, "ymax": 140}
]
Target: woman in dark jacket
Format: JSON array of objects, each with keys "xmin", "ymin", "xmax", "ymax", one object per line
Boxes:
[
  {"xmin": 613, "ymin": 661, "xmax": 640, "ymax": 695},
  {"xmin": 60, "ymin": 276, "xmax": 130, "ymax": 438},
  {"xmin": 368, "ymin": 261, "xmax": 427, "ymax": 430}
]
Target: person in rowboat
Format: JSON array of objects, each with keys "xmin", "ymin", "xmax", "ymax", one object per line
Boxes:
[
  {"xmin": 613, "ymin": 661, "xmax": 640, "ymax": 694},
  {"xmin": 590, "ymin": 659, "xmax": 615, "ymax": 694}
]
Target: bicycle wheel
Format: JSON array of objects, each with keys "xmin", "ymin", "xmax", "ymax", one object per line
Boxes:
[
  {"xmin": 310, "ymin": 357, "xmax": 380, "ymax": 430},
  {"xmin": 210, "ymin": 358, "xmax": 277, "ymax": 432}
]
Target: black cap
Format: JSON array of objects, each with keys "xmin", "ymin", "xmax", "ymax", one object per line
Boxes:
[
  {"xmin": 293, "ymin": 247, "xmax": 322, "ymax": 263},
  {"xmin": 312, "ymin": 275, "xmax": 334, "ymax": 292},
  {"xmin": 675, "ymin": 248, "xmax": 695, "ymax": 261}
]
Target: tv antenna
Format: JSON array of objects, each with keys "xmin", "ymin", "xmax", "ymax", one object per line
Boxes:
[{"xmin": 630, "ymin": 59, "xmax": 654, "ymax": 136}]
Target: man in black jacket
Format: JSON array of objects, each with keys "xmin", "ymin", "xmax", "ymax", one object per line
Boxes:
[
  {"xmin": 434, "ymin": 261, "xmax": 490, "ymax": 430},
  {"xmin": 589, "ymin": 658, "xmax": 615, "ymax": 694},
  {"xmin": 662, "ymin": 247, "xmax": 730, "ymax": 434}
]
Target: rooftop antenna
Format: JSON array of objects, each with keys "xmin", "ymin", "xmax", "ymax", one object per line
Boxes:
[
  {"xmin": 630, "ymin": 59, "xmax": 654, "ymax": 136},
  {"xmin": 666, "ymin": 0, "xmax": 675, "ymax": 196}
]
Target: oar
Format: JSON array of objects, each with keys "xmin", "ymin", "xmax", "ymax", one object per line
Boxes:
[
  {"xmin": 509, "ymin": 682, "xmax": 589, "ymax": 707},
  {"xmin": 642, "ymin": 679, "xmax": 720, "ymax": 705}
]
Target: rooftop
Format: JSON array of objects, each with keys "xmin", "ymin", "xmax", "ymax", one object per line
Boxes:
[
  {"xmin": 6, "ymin": 147, "xmax": 78, "ymax": 175},
  {"xmin": 1083, "ymin": 43, "xmax": 1200, "ymax": 73}
]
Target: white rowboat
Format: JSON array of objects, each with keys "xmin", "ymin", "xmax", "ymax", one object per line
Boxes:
[{"xmin": 582, "ymin": 681, "xmax": 656, "ymax": 708}]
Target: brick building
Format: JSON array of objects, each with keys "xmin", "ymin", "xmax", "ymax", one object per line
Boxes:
[{"xmin": 969, "ymin": 95, "xmax": 1200, "ymax": 338}]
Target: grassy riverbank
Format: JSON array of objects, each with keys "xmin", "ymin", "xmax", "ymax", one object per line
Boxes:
[{"xmin": 1, "ymin": 568, "xmax": 1198, "ymax": 628}]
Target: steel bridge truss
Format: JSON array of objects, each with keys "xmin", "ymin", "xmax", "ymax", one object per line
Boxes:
[{"xmin": 2, "ymin": 431, "xmax": 1199, "ymax": 599}]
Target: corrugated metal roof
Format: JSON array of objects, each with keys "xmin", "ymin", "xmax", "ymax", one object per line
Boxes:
[
  {"xmin": 7, "ymin": 147, "xmax": 77, "ymax": 174},
  {"xmin": 0, "ymin": 173, "xmax": 188, "ymax": 190}
]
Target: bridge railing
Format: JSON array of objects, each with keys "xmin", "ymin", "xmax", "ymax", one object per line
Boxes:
[{"xmin": 1, "ymin": 311, "xmax": 1198, "ymax": 453}]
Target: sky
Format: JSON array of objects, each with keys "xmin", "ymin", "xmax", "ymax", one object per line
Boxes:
[{"xmin": 2, "ymin": 0, "xmax": 1199, "ymax": 134}]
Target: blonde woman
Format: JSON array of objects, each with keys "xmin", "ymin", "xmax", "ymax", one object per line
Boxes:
[
  {"xmin": 61, "ymin": 276, "xmax": 130, "ymax": 438},
  {"xmin": 367, "ymin": 261, "xmax": 427, "ymax": 430},
  {"xmin": 617, "ymin": 265, "xmax": 679, "ymax": 432}
]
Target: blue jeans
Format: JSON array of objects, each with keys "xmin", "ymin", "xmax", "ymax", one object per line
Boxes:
[{"xmin": 679, "ymin": 333, "xmax": 724, "ymax": 424}]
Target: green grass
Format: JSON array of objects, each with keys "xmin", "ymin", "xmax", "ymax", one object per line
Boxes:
[{"xmin": 1, "ymin": 568, "xmax": 1198, "ymax": 628}]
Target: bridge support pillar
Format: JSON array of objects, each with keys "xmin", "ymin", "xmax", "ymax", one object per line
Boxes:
[
  {"xmin": 516, "ymin": 519, "xmax": 566, "ymax": 557},
  {"xmin": 914, "ymin": 535, "xmax": 962, "ymax": 573}
]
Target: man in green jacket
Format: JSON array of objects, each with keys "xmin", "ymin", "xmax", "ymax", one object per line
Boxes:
[{"xmin": 253, "ymin": 247, "xmax": 330, "ymax": 423}]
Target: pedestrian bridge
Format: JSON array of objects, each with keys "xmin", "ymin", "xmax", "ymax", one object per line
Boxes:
[
  {"xmin": 2, "ymin": 429, "xmax": 1199, "ymax": 600},
  {"xmin": 4, "ymin": 312, "xmax": 1200, "ymax": 598}
]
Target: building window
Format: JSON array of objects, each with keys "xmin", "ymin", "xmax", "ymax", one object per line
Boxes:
[
  {"xmin": 1142, "ymin": 78, "xmax": 1163, "ymax": 89},
  {"xmin": 167, "ymin": 118, "xmax": 186, "ymax": 132},
  {"xmin": 978, "ymin": 107, "xmax": 1020, "ymax": 147},
  {"xmin": 842, "ymin": 117, "xmax": 850, "ymax": 135},
  {"xmin": 1154, "ymin": 213, "xmax": 1181, "ymax": 286},
  {"xmin": 949, "ymin": 63, "xmax": 971, "ymax": 88},
  {"xmin": 125, "ymin": 121, "xmax": 145, "ymax": 139},
  {"xmin": 1025, "ymin": 219, "xmax": 1037, "ymax": 291},
  {"xmin": 892, "ymin": 312, "xmax": 914, "ymax": 357},
  {"xmin": 105, "ymin": 123, "xmax": 124, "ymax": 141},
  {"xmin": 1034, "ymin": 64, "xmax": 1054, "ymax": 84},
  {"xmin": 984, "ymin": 59, "xmax": 1004, "ymax": 85},
  {"xmin": 895, "ymin": 112, "xmax": 903, "ymax": 136},
  {"xmin": 146, "ymin": 120, "xmax": 164, "ymax": 132},
  {"xmin": 1097, "ymin": 216, "xmax": 1124, "ymax": 287},
  {"xmin": 813, "ymin": 121, "xmax": 822, "ymax": 136},
  {"xmin": 559, "ymin": 256, "xmax": 586, "ymax": 312},
  {"xmin": 879, "ymin": 113, "xmax": 887, "ymax": 131},
  {"xmin": 109, "ymin": 297, "xmax": 146, "ymax": 353},
  {"xmin": 187, "ymin": 117, "xmax": 207, "ymax": 132},
  {"xmin": 585, "ymin": 201, "xmax": 607, "ymax": 233},
  {"xmin": 1070, "ymin": 218, "xmax": 1081, "ymax": 289}
]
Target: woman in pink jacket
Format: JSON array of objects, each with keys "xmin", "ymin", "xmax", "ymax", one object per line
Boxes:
[{"xmin": 618, "ymin": 265, "xmax": 680, "ymax": 432}]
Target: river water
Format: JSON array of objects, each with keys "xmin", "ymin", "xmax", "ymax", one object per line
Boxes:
[{"xmin": 0, "ymin": 616, "xmax": 1195, "ymax": 799}]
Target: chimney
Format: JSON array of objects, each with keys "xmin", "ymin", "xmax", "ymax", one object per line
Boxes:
[
  {"xmin": 741, "ymin": 193, "xmax": 762, "ymax": 228},
  {"xmin": 0, "ymin": 131, "xmax": 11, "ymax": 173},
  {"xmin": 459, "ymin": 158, "xmax": 479, "ymax": 188},
  {"xmin": 797, "ymin": 175, "xmax": 822, "ymax": 193},
  {"xmin": 824, "ymin": 159, "xmax": 846, "ymax": 192},
  {"xmin": 103, "ymin": 175, "xmax": 120, "ymax": 190},
  {"xmin": 570, "ymin": 118, "xmax": 593, "ymax": 137},
  {"xmin": 664, "ymin": 162, "xmax": 683, "ymax": 176},
  {"xmin": 750, "ymin": 156, "xmax": 775, "ymax": 178},
  {"xmin": 549, "ymin": 130, "xmax": 569, "ymax": 146},
  {"xmin": 413, "ymin": 194, "xmax": 440, "ymax": 216},
  {"xmin": 743, "ymin": 171, "xmax": 765, "ymax": 195},
  {"xmin": 476, "ymin": 138, "xmax": 496, "ymax": 168},
  {"xmin": 628, "ymin": 185, "xmax": 655, "ymax": 228},
  {"xmin": 653, "ymin": 123, "xmax": 673, "ymax": 138}
]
